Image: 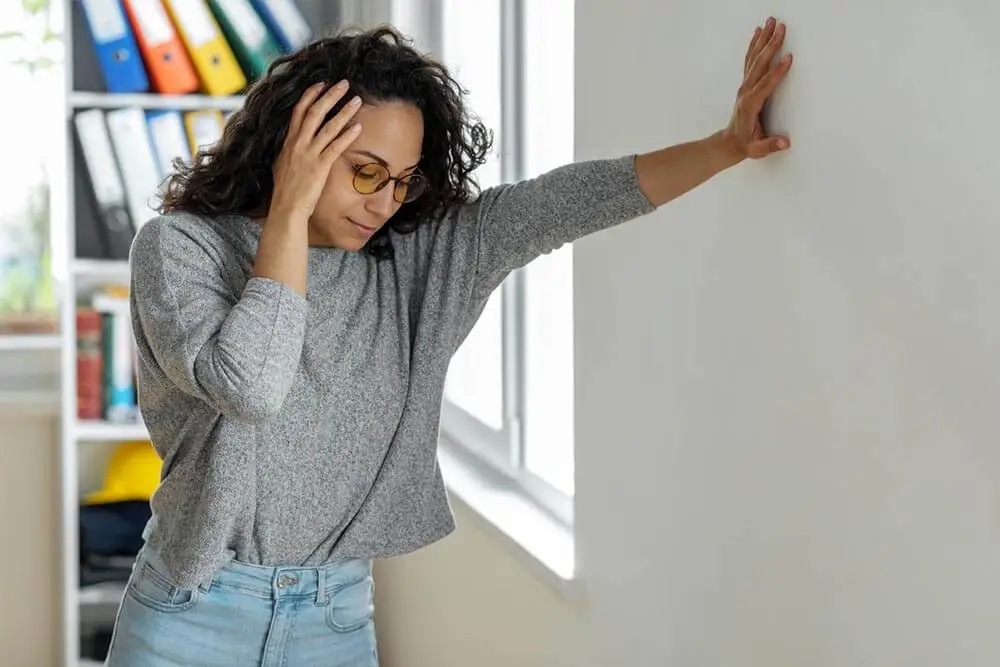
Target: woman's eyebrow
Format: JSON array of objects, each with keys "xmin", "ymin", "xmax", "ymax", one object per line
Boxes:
[{"xmin": 350, "ymin": 149, "xmax": 419, "ymax": 171}]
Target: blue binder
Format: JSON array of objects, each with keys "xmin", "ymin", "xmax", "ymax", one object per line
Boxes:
[
  {"xmin": 248, "ymin": 0, "xmax": 311, "ymax": 53},
  {"xmin": 78, "ymin": 0, "xmax": 149, "ymax": 93}
]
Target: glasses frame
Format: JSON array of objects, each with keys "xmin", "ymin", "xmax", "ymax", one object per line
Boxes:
[{"xmin": 350, "ymin": 162, "xmax": 428, "ymax": 204}]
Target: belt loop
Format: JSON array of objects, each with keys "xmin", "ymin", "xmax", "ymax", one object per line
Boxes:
[{"xmin": 315, "ymin": 567, "xmax": 328, "ymax": 605}]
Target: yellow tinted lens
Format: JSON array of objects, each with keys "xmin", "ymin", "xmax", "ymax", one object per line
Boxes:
[
  {"xmin": 395, "ymin": 174, "xmax": 426, "ymax": 203},
  {"xmin": 354, "ymin": 164, "xmax": 388, "ymax": 194}
]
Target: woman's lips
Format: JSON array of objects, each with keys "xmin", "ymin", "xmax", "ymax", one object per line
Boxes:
[{"xmin": 349, "ymin": 219, "xmax": 377, "ymax": 236}]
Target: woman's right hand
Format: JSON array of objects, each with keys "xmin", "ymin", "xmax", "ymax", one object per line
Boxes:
[{"xmin": 269, "ymin": 79, "xmax": 363, "ymax": 219}]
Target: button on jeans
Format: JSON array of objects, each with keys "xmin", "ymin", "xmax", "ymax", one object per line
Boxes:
[{"xmin": 105, "ymin": 544, "xmax": 379, "ymax": 666}]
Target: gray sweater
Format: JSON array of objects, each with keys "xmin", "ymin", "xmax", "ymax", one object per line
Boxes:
[{"xmin": 129, "ymin": 154, "xmax": 655, "ymax": 588}]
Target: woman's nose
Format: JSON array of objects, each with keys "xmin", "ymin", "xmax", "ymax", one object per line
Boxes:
[{"xmin": 367, "ymin": 183, "xmax": 398, "ymax": 217}]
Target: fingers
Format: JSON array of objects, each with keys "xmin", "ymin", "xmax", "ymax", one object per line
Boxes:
[
  {"xmin": 320, "ymin": 122, "xmax": 363, "ymax": 163},
  {"xmin": 749, "ymin": 17, "xmax": 776, "ymax": 68},
  {"xmin": 750, "ymin": 52, "xmax": 792, "ymax": 104},
  {"xmin": 314, "ymin": 94, "xmax": 364, "ymax": 154},
  {"xmin": 747, "ymin": 135, "xmax": 790, "ymax": 159},
  {"xmin": 298, "ymin": 79, "xmax": 352, "ymax": 145},
  {"xmin": 287, "ymin": 82, "xmax": 328, "ymax": 142},
  {"xmin": 747, "ymin": 19, "xmax": 785, "ymax": 87},
  {"xmin": 744, "ymin": 26, "xmax": 762, "ymax": 75}
]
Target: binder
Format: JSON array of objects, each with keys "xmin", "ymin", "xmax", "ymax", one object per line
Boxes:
[
  {"xmin": 249, "ymin": 0, "xmax": 311, "ymax": 53},
  {"xmin": 78, "ymin": 0, "xmax": 150, "ymax": 92},
  {"xmin": 122, "ymin": 0, "xmax": 200, "ymax": 94},
  {"xmin": 105, "ymin": 107, "xmax": 163, "ymax": 231},
  {"xmin": 209, "ymin": 0, "xmax": 283, "ymax": 80},
  {"xmin": 145, "ymin": 109, "xmax": 192, "ymax": 180},
  {"xmin": 73, "ymin": 109, "xmax": 135, "ymax": 259},
  {"xmin": 73, "ymin": 150, "xmax": 114, "ymax": 259},
  {"xmin": 161, "ymin": 0, "xmax": 248, "ymax": 95},
  {"xmin": 183, "ymin": 109, "xmax": 225, "ymax": 156}
]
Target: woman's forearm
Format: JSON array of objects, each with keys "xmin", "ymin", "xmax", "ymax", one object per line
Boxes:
[
  {"xmin": 252, "ymin": 204, "xmax": 310, "ymax": 296},
  {"xmin": 635, "ymin": 130, "xmax": 745, "ymax": 208}
]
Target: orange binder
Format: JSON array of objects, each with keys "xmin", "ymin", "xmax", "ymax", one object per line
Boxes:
[{"xmin": 122, "ymin": 0, "xmax": 199, "ymax": 95}]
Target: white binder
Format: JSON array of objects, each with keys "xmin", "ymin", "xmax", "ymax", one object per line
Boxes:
[
  {"xmin": 145, "ymin": 109, "xmax": 192, "ymax": 179},
  {"xmin": 106, "ymin": 107, "xmax": 163, "ymax": 231},
  {"xmin": 73, "ymin": 108, "xmax": 134, "ymax": 256}
]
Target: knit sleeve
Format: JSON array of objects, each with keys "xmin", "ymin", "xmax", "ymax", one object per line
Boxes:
[
  {"xmin": 459, "ymin": 154, "xmax": 656, "ymax": 301},
  {"xmin": 129, "ymin": 215, "xmax": 309, "ymax": 424}
]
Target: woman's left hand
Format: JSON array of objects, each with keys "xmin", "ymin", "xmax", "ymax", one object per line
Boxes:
[{"xmin": 724, "ymin": 17, "xmax": 793, "ymax": 160}]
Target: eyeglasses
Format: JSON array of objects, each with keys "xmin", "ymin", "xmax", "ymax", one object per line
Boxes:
[{"xmin": 351, "ymin": 162, "xmax": 428, "ymax": 204}]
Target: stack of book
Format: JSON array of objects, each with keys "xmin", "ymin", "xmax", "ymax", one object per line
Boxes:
[{"xmin": 76, "ymin": 285, "xmax": 137, "ymax": 424}]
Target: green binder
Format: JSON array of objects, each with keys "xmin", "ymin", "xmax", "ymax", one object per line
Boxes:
[{"xmin": 209, "ymin": 0, "xmax": 284, "ymax": 81}]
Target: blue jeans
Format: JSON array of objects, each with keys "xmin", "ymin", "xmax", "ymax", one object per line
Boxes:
[{"xmin": 104, "ymin": 544, "xmax": 379, "ymax": 666}]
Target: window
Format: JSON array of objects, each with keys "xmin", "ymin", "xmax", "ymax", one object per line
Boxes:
[
  {"xmin": 521, "ymin": 0, "xmax": 575, "ymax": 498},
  {"xmin": 440, "ymin": 0, "xmax": 505, "ymax": 436},
  {"xmin": 437, "ymin": 0, "xmax": 576, "ymax": 522},
  {"xmin": 0, "ymin": 0, "xmax": 64, "ymax": 334}
]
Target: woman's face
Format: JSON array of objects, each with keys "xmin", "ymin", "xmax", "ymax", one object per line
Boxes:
[{"xmin": 308, "ymin": 100, "xmax": 425, "ymax": 250}]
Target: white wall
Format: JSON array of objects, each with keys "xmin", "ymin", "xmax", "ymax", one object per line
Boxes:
[
  {"xmin": 374, "ymin": 501, "xmax": 584, "ymax": 667},
  {"xmin": 0, "ymin": 413, "xmax": 59, "ymax": 667},
  {"xmin": 376, "ymin": 1, "xmax": 1000, "ymax": 665}
]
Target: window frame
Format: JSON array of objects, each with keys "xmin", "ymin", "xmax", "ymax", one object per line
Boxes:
[{"xmin": 433, "ymin": 0, "xmax": 575, "ymax": 528}]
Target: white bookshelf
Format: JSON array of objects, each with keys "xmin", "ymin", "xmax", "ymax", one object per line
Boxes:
[
  {"xmin": 75, "ymin": 419, "xmax": 150, "ymax": 442},
  {"xmin": 55, "ymin": 0, "xmax": 336, "ymax": 662},
  {"xmin": 70, "ymin": 90, "xmax": 244, "ymax": 111},
  {"xmin": 77, "ymin": 580, "xmax": 127, "ymax": 607},
  {"xmin": 70, "ymin": 258, "xmax": 130, "ymax": 279},
  {"xmin": 57, "ymin": 2, "xmax": 247, "ymax": 664}
]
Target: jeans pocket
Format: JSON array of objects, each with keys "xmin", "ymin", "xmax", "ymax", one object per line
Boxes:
[
  {"xmin": 326, "ymin": 575, "xmax": 375, "ymax": 633},
  {"xmin": 126, "ymin": 559, "xmax": 201, "ymax": 613}
]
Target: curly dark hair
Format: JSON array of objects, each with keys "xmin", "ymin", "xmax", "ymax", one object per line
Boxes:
[{"xmin": 159, "ymin": 24, "xmax": 493, "ymax": 260}]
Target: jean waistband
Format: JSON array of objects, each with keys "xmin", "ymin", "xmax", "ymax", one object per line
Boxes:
[{"xmin": 137, "ymin": 543, "xmax": 372, "ymax": 603}]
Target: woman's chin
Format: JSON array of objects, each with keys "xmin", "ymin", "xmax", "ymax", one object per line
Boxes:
[{"xmin": 307, "ymin": 224, "xmax": 366, "ymax": 251}]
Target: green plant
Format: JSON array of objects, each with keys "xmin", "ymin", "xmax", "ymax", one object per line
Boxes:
[{"xmin": 0, "ymin": 0, "xmax": 62, "ymax": 74}]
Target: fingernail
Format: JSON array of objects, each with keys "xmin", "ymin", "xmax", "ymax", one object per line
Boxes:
[
  {"xmin": 781, "ymin": 53, "xmax": 792, "ymax": 64},
  {"xmin": 777, "ymin": 138, "xmax": 788, "ymax": 149},
  {"xmin": 350, "ymin": 95, "xmax": 362, "ymax": 107}
]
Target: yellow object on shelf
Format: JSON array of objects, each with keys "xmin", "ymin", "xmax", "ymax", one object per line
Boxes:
[{"xmin": 85, "ymin": 440, "xmax": 162, "ymax": 506}]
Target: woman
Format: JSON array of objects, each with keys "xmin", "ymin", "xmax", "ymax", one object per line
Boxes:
[{"xmin": 106, "ymin": 18, "xmax": 792, "ymax": 667}]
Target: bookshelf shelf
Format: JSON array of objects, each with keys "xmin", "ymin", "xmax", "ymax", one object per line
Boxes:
[
  {"xmin": 78, "ymin": 581, "xmax": 126, "ymax": 607},
  {"xmin": 71, "ymin": 259, "xmax": 130, "ymax": 279},
  {"xmin": 74, "ymin": 420, "xmax": 149, "ymax": 442},
  {"xmin": 70, "ymin": 91, "xmax": 245, "ymax": 111}
]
